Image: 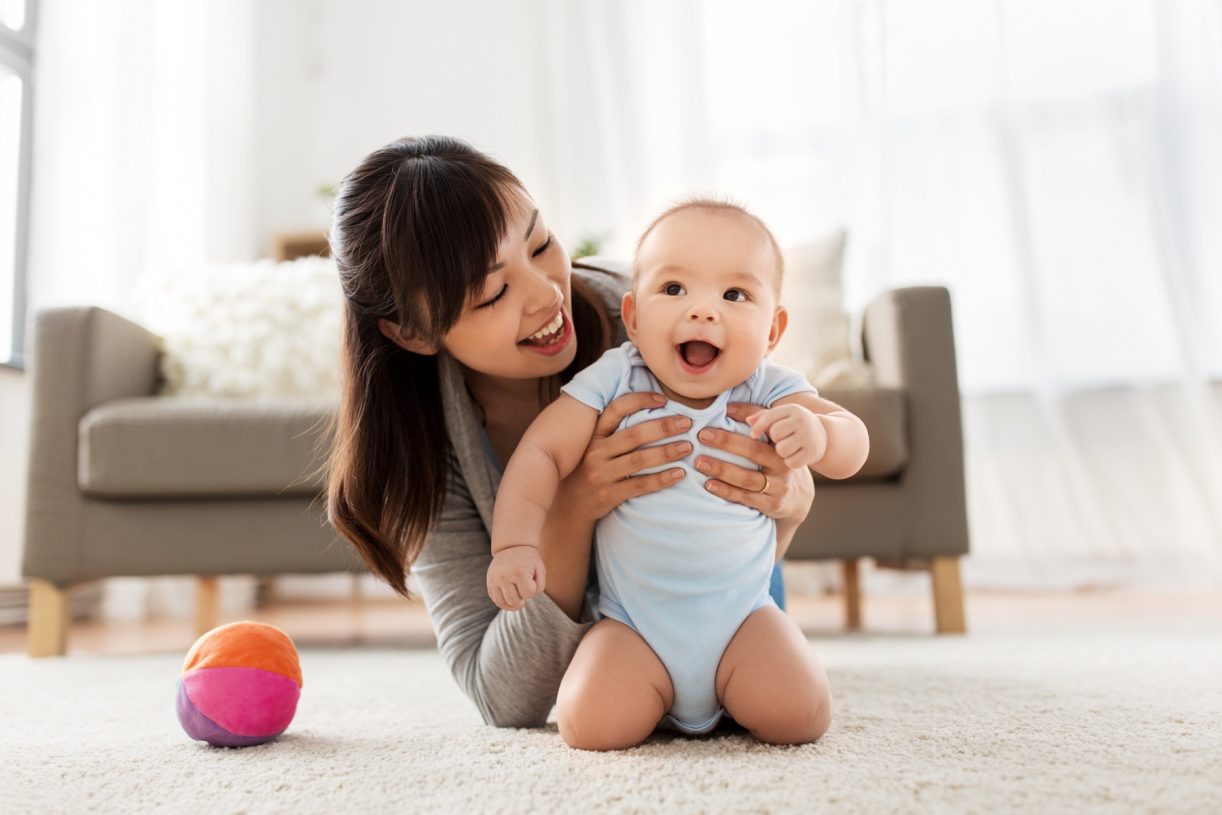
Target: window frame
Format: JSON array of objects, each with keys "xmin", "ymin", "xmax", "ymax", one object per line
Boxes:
[{"xmin": 0, "ymin": 0, "xmax": 36, "ymax": 370}]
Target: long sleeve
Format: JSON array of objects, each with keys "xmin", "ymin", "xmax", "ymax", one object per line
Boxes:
[
  {"xmin": 411, "ymin": 453, "xmax": 594, "ymax": 727},
  {"xmin": 411, "ymin": 266, "xmax": 626, "ymax": 728}
]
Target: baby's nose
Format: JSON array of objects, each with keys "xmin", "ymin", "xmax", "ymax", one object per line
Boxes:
[{"xmin": 687, "ymin": 307, "xmax": 717, "ymax": 322}]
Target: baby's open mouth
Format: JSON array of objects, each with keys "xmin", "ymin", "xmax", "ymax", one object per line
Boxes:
[{"xmin": 678, "ymin": 340, "xmax": 720, "ymax": 371}]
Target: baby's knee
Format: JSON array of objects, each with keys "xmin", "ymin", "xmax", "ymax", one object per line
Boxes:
[
  {"xmin": 557, "ymin": 694, "xmax": 653, "ymax": 752},
  {"xmin": 747, "ymin": 685, "xmax": 832, "ymax": 746}
]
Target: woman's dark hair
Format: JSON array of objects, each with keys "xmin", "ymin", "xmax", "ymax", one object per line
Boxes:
[{"xmin": 325, "ymin": 135, "xmax": 612, "ymax": 597}]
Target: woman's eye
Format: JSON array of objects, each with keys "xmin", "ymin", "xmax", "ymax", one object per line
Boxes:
[
  {"xmin": 664, "ymin": 283, "xmax": 686, "ymax": 296},
  {"xmin": 532, "ymin": 234, "xmax": 553, "ymax": 257},
  {"xmin": 477, "ymin": 284, "xmax": 508, "ymax": 309},
  {"xmin": 724, "ymin": 288, "xmax": 748, "ymax": 302}
]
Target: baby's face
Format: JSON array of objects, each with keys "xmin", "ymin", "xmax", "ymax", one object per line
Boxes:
[{"xmin": 624, "ymin": 208, "xmax": 787, "ymax": 405}]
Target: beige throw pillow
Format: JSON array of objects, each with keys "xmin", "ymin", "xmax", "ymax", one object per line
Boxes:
[{"xmin": 771, "ymin": 228, "xmax": 873, "ymax": 389}]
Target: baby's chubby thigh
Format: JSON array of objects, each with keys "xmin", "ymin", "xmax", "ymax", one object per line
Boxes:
[
  {"xmin": 714, "ymin": 605, "xmax": 832, "ymax": 745},
  {"xmin": 556, "ymin": 618, "xmax": 674, "ymax": 752}
]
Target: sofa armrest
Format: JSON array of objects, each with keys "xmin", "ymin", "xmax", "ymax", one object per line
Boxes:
[
  {"xmin": 22, "ymin": 307, "xmax": 163, "ymax": 586},
  {"xmin": 862, "ymin": 287, "xmax": 969, "ymax": 557}
]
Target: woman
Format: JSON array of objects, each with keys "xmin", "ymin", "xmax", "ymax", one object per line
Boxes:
[{"xmin": 326, "ymin": 135, "xmax": 816, "ymax": 728}]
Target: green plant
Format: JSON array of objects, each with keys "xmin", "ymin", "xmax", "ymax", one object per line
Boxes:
[{"xmin": 571, "ymin": 233, "xmax": 610, "ymax": 260}]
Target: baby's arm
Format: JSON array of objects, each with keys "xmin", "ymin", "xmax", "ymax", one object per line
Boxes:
[
  {"xmin": 746, "ymin": 393, "xmax": 869, "ymax": 479},
  {"xmin": 487, "ymin": 393, "xmax": 601, "ymax": 611}
]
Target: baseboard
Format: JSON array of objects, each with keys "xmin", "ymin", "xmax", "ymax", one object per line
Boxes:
[
  {"xmin": 0, "ymin": 584, "xmax": 28, "ymax": 625},
  {"xmin": 0, "ymin": 582, "xmax": 104, "ymax": 626}
]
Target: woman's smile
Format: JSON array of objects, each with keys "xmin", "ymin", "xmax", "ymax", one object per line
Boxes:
[{"xmin": 518, "ymin": 307, "xmax": 574, "ymax": 356}]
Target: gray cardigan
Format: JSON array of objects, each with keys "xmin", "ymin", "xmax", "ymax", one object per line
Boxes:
[{"xmin": 411, "ymin": 267, "xmax": 630, "ymax": 727}]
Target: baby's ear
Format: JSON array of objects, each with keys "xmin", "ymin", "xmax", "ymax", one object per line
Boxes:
[
  {"xmin": 766, "ymin": 305, "xmax": 788, "ymax": 351},
  {"xmin": 378, "ymin": 319, "xmax": 439, "ymax": 355},
  {"xmin": 621, "ymin": 291, "xmax": 639, "ymax": 341}
]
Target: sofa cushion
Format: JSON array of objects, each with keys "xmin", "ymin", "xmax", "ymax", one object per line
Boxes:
[
  {"xmin": 78, "ymin": 397, "xmax": 334, "ymax": 498},
  {"xmin": 815, "ymin": 386, "xmax": 907, "ymax": 480},
  {"xmin": 76, "ymin": 386, "xmax": 905, "ymax": 499}
]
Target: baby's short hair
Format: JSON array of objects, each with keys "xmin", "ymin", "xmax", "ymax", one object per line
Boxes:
[{"xmin": 633, "ymin": 196, "xmax": 784, "ymax": 290}]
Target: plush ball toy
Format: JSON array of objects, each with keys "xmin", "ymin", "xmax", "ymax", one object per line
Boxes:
[{"xmin": 175, "ymin": 621, "xmax": 302, "ymax": 748}]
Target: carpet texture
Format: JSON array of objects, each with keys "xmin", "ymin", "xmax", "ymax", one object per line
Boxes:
[{"xmin": 4, "ymin": 629, "xmax": 1221, "ymax": 813}]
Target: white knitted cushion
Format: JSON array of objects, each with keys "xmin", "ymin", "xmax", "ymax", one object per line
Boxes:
[{"xmin": 134, "ymin": 256, "xmax": 342, "ymax": 399}]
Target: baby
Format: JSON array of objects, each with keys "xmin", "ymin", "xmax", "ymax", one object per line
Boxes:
[{"xmin": 488, "ymin": 199, "xmax": 869, "ymax": 745}]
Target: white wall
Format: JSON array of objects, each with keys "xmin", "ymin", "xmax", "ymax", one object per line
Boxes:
[{"xmin": 264, "ymin": 0, "xmax": 557, "ymax": 244}]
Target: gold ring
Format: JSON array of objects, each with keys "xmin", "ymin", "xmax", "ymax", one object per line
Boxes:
[{"xmin": 756, "ymin": 474, "xmax": 770, "ymax": 494}]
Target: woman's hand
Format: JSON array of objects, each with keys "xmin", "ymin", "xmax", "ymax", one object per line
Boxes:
[
  {"xmin": 556, "ymin": 391, "xmax": 692, "ymax": 522},
  {"xmin": 692, "ymin": 401, "xmax": 816, "ymax": 526}
]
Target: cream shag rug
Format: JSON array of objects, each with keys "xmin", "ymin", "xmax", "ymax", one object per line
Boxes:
[{"xmin": 4, "ymin": 629, "xmax": 1221, "ymax": 814}]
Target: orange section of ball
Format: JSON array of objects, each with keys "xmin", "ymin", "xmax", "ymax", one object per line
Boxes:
[{"xmin": 181, "ymin": 621, "xmax": 303, "ymax": 687}]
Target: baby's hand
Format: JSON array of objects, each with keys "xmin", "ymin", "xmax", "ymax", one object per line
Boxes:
[
  {"xmin": 744, "ymin": 404, "xmax": 828, "ymax": 470},
  {"xmin": 486, "ymin": 545, "xmax": 547, "ymax": 611}
]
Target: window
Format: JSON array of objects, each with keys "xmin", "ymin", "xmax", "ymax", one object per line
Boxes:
[{"xmin": 0, "ymin": 0, "xmax": 34, "ymax": 368}]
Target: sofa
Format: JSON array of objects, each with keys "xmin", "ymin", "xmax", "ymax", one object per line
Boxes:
[{"xmin": 22, "ymin": 285, "xmax": 969, "ymax": 657}]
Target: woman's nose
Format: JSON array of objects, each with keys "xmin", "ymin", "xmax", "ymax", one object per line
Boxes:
[{"xmin": 525, "ymin": 268, "xmax": 561, "ymax": 313}]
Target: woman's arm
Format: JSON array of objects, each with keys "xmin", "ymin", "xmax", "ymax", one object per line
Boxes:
[
  {"xmin": 772, "ymin": 470, "xmax": 813, "ymax": 561},
  {"xmin": 413, "ymin": 459, "xmax": 592, "ymax": 728},
  {"xmin": 536, "ymin": 489, "xmax": 597, "ymax": 621}
]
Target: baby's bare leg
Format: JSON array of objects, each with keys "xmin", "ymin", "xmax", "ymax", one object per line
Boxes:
[
  {"xmin": 715, "ymin": 606, "xmax": 832, "ymax": 745},
  {"xmin": 556, "ymin": 619, "xmax": 674, "ymax": 751}
]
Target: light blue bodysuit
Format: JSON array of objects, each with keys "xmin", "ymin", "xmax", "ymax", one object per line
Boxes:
[{"xmin": 560, "ymin": 341, "xmax": 817, "ymax": 734}]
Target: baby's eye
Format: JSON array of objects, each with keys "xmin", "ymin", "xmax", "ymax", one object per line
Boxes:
[
  {"xmin": 723, "ymin": 288, "xmax": 749, "ymax": 302},
  {"xmin": 664, "ymin": 282, "xmax": 686, "ymax": 296}
]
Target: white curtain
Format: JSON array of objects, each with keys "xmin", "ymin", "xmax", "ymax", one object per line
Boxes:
[
  {"xmin": 27, "ymin": 0, "xmax": 257, "ymax": 315},
  {"xmin": 539, "ymin": 0, "xmax": 1222, "ymax": 588},
  {"xmin": 28, "ymin": 0, "xmax": 261, "ymax": 619}
]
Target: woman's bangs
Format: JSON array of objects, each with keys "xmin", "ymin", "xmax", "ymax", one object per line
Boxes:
[{"xmin": 397, "ymin": 159, "xmax": 525, "ymax": 340}]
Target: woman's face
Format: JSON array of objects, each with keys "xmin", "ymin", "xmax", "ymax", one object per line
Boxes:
[{"xmin": 439, "ymin": 199, "xmax": 578, "ymax": 381}]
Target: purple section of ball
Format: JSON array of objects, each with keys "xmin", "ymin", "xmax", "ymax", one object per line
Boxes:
[{"xmin": 175, "ymin": 678, "xmax": 278, "ymax": 748}]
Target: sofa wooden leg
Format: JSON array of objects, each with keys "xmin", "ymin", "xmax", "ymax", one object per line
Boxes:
[
  {"xmin": 255, "ymin": 577, "xmax": 278, "ymax": 608},
  {"xmin": 196, "ymin": 576, "xmax": 220, "ymax": 637},
  {"xmin": 930, "ymin": 557, "xmax": 967, "ymax": 634},
  {"xmin": 842, "ymin": 559, "xmax": 862, "ymax": 631},
  {"xmin": 28, "ymin": 579, "xmax": 69, "ymax": 658}
]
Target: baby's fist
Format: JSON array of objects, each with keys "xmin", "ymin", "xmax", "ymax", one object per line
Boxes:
[
  {"xmin": 745, "ymin": 404, "xmax": 828, "ymax": 470},
  {"xmin": 486, "ymin": 545, "xmax": 547, "ymax": 611}
]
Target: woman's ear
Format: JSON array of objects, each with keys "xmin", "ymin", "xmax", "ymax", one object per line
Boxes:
[
  {"xmin": 378, "ymin": 318, "xmax": 438, "ymax": 356},
  {"xmin": 621, "ymin": 291, "xmax": 638, "ymax": 341},
  {"xmin": 766, "ymin": 305, "xmax": 788, "ymax": 352}
]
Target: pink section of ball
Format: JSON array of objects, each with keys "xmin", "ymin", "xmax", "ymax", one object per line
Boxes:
[{"xmin": 182, "ymin": 666, "xmax": 300, "ymax": 737}]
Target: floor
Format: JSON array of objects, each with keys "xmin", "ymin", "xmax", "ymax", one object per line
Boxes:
[{"xmin": 3, "ymin": 584, "xmax": 1219, "ymax": 656}]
